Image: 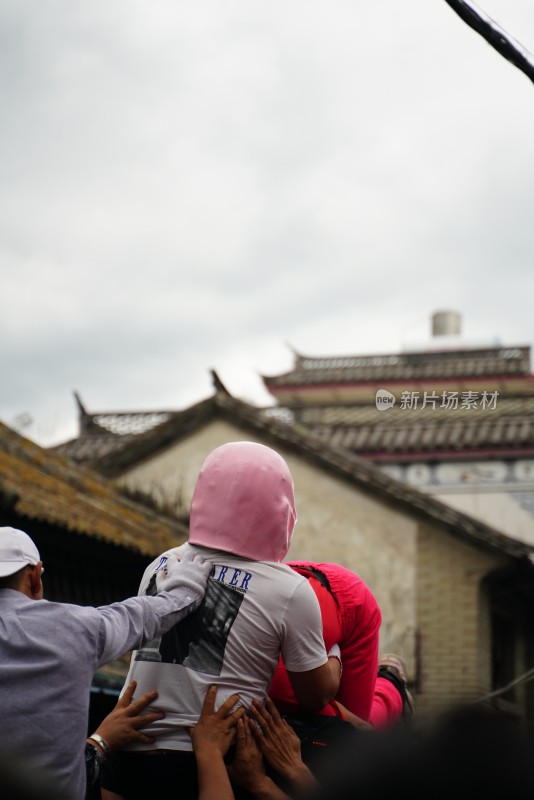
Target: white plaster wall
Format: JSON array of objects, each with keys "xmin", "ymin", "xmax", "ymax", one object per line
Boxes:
[
  {"xmin": 432, "ymin": 489, "xmax": 534, "ymax": 545},
  {"xmin": 118, "ymin": 419, "xmax": 418, "ymax": 662},
  {"xmin": 286, "ymin": 457, "xmax": 418, "ymax": 664}
]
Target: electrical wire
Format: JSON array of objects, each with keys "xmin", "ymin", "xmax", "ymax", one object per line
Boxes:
[{"xmin": 443, "ymin": 0, "xmax": 534, "ymax": 85}]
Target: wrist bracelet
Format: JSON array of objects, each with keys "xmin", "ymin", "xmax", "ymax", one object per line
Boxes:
[
  {"xmin": 327, "ymin": 643, "xmax": 343, "ymax": 678},
  {"xmin": 87, "ymin": 733, "xmax": 110, "ymax": 757},
  {"xmin": 328, "ymin": 653, "xmax": 343, "ymax": 677}
]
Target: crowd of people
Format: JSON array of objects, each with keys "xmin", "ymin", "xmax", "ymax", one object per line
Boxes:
[{"xmin": 2, "ymin": 440, "xmax": 529, "ymax": 800}]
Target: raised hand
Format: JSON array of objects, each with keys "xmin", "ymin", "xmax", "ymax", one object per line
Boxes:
[
  {"xmin": 189, "ymin": 684, "xmax": 245, "ymax": 800},
  {"xmin": 248, "ymin": 696, "xmax": 318, "ymax": 792},
  {"xmin": 91, "ymin": 680, "xmax": 163, "ymax": 752}
]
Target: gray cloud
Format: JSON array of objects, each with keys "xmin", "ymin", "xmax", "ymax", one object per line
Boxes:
[{"xmin": 1, "ymin": 0, "xmax": 533, "ymax": 445}]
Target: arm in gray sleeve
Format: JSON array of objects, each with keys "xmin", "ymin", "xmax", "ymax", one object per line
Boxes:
[{"xmin": 97, "ymin": 552, "xmax": 212, "ymax": 666}]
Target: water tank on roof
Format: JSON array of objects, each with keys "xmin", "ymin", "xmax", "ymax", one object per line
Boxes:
[{"xmin": 431, "ymin": 310, "xmax": 461, "ymax": 337}]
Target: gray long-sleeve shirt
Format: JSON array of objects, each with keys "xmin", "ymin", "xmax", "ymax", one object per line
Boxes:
[{"xmin": 0, "ymin": 586, "xmax": 204, "ymax": 800}]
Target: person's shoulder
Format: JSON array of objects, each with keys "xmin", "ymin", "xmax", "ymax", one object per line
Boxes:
[
  {"xmin": 148, "ymin": 544, "xmax": 185, "ymax": 566},
  {"xmin": 252, "ymin": 560, "xmax": 305, "ymax": 578},
  {"xmin": 34, "ymin": 597, "xmax": 102, "ymax": 629},
  {"xmin": 286, "ymin": 560, "xmax": 352, "ymax": 576},
  {"xmin": 216, "ymin": 557, "xmax": 307, "ymax": 588},
  {"xmin": 138, "ymin": 545, "xmax": 186, "ymax": 584},
  {"xmin": 274, "ymin": 564, "xmax": 320, "ymax": 599}
]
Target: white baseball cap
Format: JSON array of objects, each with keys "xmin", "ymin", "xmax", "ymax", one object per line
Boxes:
[{"xmin": 0, "ymin": 527, "xmax": 41, "ymax": 578}]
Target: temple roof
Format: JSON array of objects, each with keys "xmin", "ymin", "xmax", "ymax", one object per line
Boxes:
[
  {"xmin": 257, "ymin": 342, "xmax": 534, "ymax": 458},
  {"xmin": 263, "ymin": 345, "xmax": 532, "ymax": 388}
]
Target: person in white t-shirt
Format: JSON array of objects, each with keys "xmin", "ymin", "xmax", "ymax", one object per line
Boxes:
[{"xmin": 100, "ymin": 441, "xmax": 341, "ymax": 800}]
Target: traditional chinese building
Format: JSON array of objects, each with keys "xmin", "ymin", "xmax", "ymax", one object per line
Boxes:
[{"xmin": 262, "ymin": 311, "xmax": 534, "ymax": 544}]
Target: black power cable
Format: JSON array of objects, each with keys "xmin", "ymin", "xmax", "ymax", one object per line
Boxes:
[{"xmin": 443, "ymin": 0, "xmax": 534, "ymax": 85}]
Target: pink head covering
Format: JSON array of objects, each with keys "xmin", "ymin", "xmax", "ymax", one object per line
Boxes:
[{"xmin": 188, "ymin": 441, "xmax": 297, "ymax": 562}]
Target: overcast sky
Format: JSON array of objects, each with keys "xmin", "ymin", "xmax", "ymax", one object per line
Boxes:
[{"xmin": 1, "ymin": 0, "xmax": 534, "ymax": 447}]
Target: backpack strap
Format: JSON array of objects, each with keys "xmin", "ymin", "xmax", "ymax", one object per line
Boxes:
[{"xmin": 290, "ymin": 564, "xmax": 340, "ymax": 609}]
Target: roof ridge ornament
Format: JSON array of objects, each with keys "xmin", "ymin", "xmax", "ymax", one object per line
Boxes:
[
  {"xmin": 210, "ymin": 369, "xmax": 231, "ymax": 396},
  {"xmin": 73, "ymin": 391, "xmax": 108, "ymax": 436},
  {"xmin": 73, "ymin": 390, "xmax": 88, "ymax": 416}
]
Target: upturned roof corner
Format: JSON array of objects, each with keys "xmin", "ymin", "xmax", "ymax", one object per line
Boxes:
[{"xmin": 210, "ymin": 369, "xmax": 231, "ymax": 396}]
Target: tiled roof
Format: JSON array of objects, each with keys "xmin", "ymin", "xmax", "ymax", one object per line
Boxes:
[
  {"xmin": 84, "ymin": 412, "xmax": 174, "ymax": 436},
  {"xmin": 0, "ymin": 421, "xmax": 187, "ymax": 557},
  {"xmin": 50, "ymin": 391, "xmax": 534, "ymax": 561},
  {"xmin": 53, "ymin": 399, "xmax": 216, "ymax": 472},
  {"xmin": 56, "ymin": 391, "xmax": 534, "ymax": 465},
  {"xmin": 308, "ymin": 419, "xmax": 534, "ymax": 457},
  {"xmin": 57, "ymin": 355, "xmax": 534, "ymax": 465},
  {"xmin": 260, "ymin": 342, "xmax": 534, "ymax": 455},
  {"xmin": 286, "ymin": 396, "xmax": 534, "ymax": 456},
  {"xmin": 295, "ymin": 396, "xmax": 534, "ymax": 425},
  {"xmin": 263, "ymin": 345, "xmax": 532, "ymax": 387},
  {"xmin": 55, "ymin": 431, "xmax": 140, "ymax": 466}
]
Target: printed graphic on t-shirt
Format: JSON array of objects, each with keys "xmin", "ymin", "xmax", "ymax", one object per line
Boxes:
[{"xmin": 135, "ymin": 562, "xmax": 250, "ymax": 675}]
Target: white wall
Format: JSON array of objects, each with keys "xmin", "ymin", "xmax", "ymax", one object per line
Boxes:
[{"xmin": 431, "ymin": 488, "xmax": 534, "ymax": 545}]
